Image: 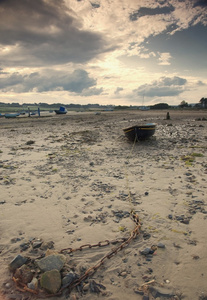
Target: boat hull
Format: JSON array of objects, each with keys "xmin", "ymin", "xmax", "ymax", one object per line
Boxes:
[
  {"xmin": 54, "ymin": 110, "xmax": 67, "ymax": 114},
  {"xmin": 4, "ymin": 113, "xmax": 20, "ymax": 119},
  {"xmin": 123, "ymin": 123, "xmax": 156, "ymax": 141}
]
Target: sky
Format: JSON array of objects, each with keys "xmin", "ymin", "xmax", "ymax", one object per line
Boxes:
[{"xmin": 0, "ymin": 0, "xmax": 207, "ymax": 106}]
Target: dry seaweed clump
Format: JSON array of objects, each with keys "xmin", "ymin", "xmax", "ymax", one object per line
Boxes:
[{"xmin": 181, "ymin": 152, "xmax": 204, "ymax": 166}]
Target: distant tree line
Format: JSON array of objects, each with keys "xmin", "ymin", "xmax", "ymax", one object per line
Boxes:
[
  {"xmin": 0, "ymin": 97, "xmax": 206, "ymax": 111},
  {"xmin": 199, "ymin": 97, "xmax": 207, "ymax": 108}
]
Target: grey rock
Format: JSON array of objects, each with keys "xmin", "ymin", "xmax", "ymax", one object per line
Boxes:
[
  {"xmin": 32, "ymin": 241, "xmax": 43, "ymax": 249},
  {"xmin": 27, "ymin": 277, "xmax": 38, "ymax": 291},
  {"xmin": 20, "ymin": 242, "xmax": 30, "ymax": 251},
  {"xmin": 157, "ymin": 242, "xmax": 166, "ymax": 249},
  {"xmin": 9, "ymin": 255, "xmax": 28, "ymax": 271},
  {"xmin": 40, "ymin": 269, "xmax": 61, "ymax": 294},
  {"xmin": 140, "ymin": 248, "xmax": 153, "ymax": 255},
  {"xmin": 62, "ymin": 271, "xmax": 78, "ymax": 287},
  {"xmin": 36, "ymin": 254, "xmax": 66, "ymax": 272}
]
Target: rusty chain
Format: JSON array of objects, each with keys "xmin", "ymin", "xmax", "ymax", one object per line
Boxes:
[
  {"xmin": 60, "ymin": 238, "xmax": 128, "ymax": 254},
  {"xmin": 12, "ymin": 211, "xmax": 141, "ymax": 298},
  {"xmin": 59, "ymin": 211, "xmax": 141, "ymax": 294}
]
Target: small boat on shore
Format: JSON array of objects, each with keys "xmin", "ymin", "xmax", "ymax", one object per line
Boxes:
[
  {"xmin": 55, "ymin": 106, "xmax": 67, "ymax": 115},
  {"xmin": 123, "ymin": 123, "xmax": 156, "ymax": 141},
  {"xmin": 4, "ymin": 113, "xmax": 20, "ymax": 119}
]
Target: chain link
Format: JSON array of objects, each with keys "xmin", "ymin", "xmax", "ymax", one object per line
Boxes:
[
  {"xmin": 59, "ymin": 211, "xmax": 141, "ymax": 293},
  {"xmin": 12, "ymin": 212, "xmax": 141, "ymax": 297}
]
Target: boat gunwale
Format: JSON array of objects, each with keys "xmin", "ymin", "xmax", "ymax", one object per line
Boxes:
[{"xmin": 123, "ymin": 123, "xmax": 157, "ymax": 132}]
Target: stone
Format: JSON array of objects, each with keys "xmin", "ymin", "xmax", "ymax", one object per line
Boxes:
[
  {"xmin": 149, "ymin": 286, "xmax": 175, "ymax": 298},
  {"xmin": 32, "ymin": 241, "xmax": 43, "ymax": 249},
  {"xmin": 36, "ymin": 254, "xmax": 66, "ymax": 272},
  {"xmin": 140, "ymin": 247, "xmax": 156, "ymax": 256},
  {"xmin": 9, "ymin": 255, "xmax": 28, "ymax": 271},
  {"xmin": 14, "ymin": 265, "xmax": 33, "ymax": 284},
  {"xmin": 140, "ymin": 248, "xmax": 151, "ymax": 255},
  {"xmin": 27, "ymin": 277, "xmax": 38, "ymax": 291},
  {"xmin": 40, "ymin": 269, "xmax": 61, "ymax": 294},
  {"xmin": 157, "ymin": 242, "xmax": 166, "ymax": 249},
  {"xmin": 62, "ymin": 271, "xmax": 78, "ymax": 287}
]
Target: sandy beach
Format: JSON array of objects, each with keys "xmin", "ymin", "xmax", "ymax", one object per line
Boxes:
[{"xmin": 0, "ymin": 109, "xmax": 207, "ymax": 300}]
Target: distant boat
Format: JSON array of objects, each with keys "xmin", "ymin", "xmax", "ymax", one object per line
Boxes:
[
  {"xmin": 139, "ymin": 106, "xmax": 150, "ymax": 111},
  {"xmin": 123, "ymin": 123, "xmax": 156, "ymax": 141},
  {"xmin": 139, "ymin": 94, "xmax": 150, "ymax": 110},
  {"xmin": 54, "ymin": 106, "xmax": 67, "ymax": 114},
  {"xmin": 4, "ymin": 113, "xmax": 20, "ymax": 119}
]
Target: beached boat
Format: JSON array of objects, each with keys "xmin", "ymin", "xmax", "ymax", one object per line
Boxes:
[
  {"xmin": 54, "ymin": 106, "xmax": 67, "ymax": 114},
  {"xmin": 123, "ymin": 123, "xmax": 156, "ymax": 141},
  {"xmin": 4, "ymin": 113, "xmax": 20, "ymax": 119}
]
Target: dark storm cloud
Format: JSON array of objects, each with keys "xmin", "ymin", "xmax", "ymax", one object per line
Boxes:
[
  {"xmin": 134, "ymin": 76, "xmax": 187, "ymax": 97},
  {"xmin": 0, "ymin": 0, "xmax": 110, "ymax": 67},
  {"xmin": 0, "ymin": 69, "xmax": 98, "ymax": 94}
]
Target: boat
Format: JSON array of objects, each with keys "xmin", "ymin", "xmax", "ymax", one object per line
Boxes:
[
  {"xmin": 139, "ymin": 106, "xmax": 150, "ymax": 111},
  {"xmin": 123, "ymin": 123, "xmax": 156, "ymax": 141},
  {"xmin": 54, "ymin": 106, "xmax": 67, "ymax": 114},
  {"xmin": 4, "ymin": 113, "xmax": 20, "ymax": 119},
  {"xmin": 139, "ymin": 94, "xmax": 150, "ymax": 110}
]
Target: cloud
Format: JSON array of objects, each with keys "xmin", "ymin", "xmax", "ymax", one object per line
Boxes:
[
  {"xmin": 158, "ymin": 52, "xmax": 172, "ymax": 65},
  {"xmin": 0, "ymin": 0, "xmax": 111, "ymax": 67},
  {"xmin": 196, "ymin": 80, "xmax": 206, "ymax": 86},
  {"xmin": 81, "ymin": 87, "xmax": 103, "ymax": 96},
  {"xmin": 114, "ymin": 87, "xmax": 124, "ymax": 95},
  {"xmin": 0, "ymin": 69, "xmax": 98, "ymax": 94},
  {"xmin": 0, "ymin": 0, "xmax": 206, "ymax": 106},
  {"xmin": 134, "ymin": 76, "xmax": 187, "ymax": 98},
  {"xmin": 129, "ymin": 5, "xmax": 174, "ymax": 22}
]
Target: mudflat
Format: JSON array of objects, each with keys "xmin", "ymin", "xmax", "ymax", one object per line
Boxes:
[{"xmin": 0, "ymin": 109, "xmax": 206, "ymax": 300}]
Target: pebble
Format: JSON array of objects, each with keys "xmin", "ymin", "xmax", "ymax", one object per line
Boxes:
[
  {"xmin": 62, "ymin": 271, "xmax": 78, "ymax": 287},
  {"xmin": 27, "ymin": 277, "xmax": 38, "ymax": 290},
  {"xmin": 140, "ymin": 246, "xmax": 156, "ymax": 256},
  {"xmin": 20, "ymin": 242, "xmax": 30, "ymax": 251},
  {"xmin": 140, "ymin": 248, "xmax": 151, "ymax": 255},
  {"xmin": 119, "ymin": 271, "xmax": 127, "ymax": 277},
  {"xmin": 5, "ymin": 283, "xmax": 12, "ymax": 289},
  {"xmin": 149, "ymin": 286, "xmax": 175, "ymax": 298},
  {"xmin": 157, "ymin": 242, "xmax": 165, "ymax": 249},
  {"xmin": 32, "ymin": 240, "xmax": 43, "ymax": 249}
]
